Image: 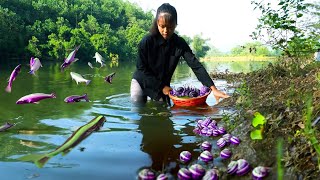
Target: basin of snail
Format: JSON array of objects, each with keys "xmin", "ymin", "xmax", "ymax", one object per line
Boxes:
[{"xmin": 169, "ymin": 85, "xmax": 211, "ymax": 106}]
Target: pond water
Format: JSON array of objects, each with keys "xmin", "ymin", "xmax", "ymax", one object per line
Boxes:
[{"xmin": 0, "ymin": 58, "xmax": 272, "ymax": 179}]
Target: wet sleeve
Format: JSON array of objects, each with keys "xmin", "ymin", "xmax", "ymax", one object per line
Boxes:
[{"xmin": 181, "ymin": 40, "xmax": 215, "ymax": 88}]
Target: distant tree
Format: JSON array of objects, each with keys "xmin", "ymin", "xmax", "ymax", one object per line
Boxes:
[
  {"xmin": 230, "ymin": 42, "xmax": 272, "ymax": 56},
  {"xmin": 0, "ymin": 7, "xmax": 24, "ymax": 56},
  {"xmin": 0, "ymin": 0, "xmax": 153, "ymax": 61},
  {"xmin": 206, "ymin": 45, "xmax": 224, "ymax": 57},
  {"xmin": 192, "ymin": 34, "xmax": 210, "ymax": 58},
  {"xmin": 230, "ymin": 46, "xmax": 246, "ymax": 56}
]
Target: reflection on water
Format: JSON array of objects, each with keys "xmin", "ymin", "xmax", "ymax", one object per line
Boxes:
[
  {"xmin": 0, "ymin": 59, "xmax": 272, "ymax": 179},
  {"xmin": 135, "ymin": 102, "xmax": 224, "ymax": 178}
]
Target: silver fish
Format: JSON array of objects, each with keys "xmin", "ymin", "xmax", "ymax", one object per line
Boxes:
[
  {"xmin": 70, "ymin": 72, "xmax": 91, "ymax": 85},
  {"xmin": 93, "ymin": 52, "xmax": 106, "ymax": 67},
  {"xmin": 29, "ymin": 57, "xmax": 43, "ymax": 75},
  {"xmin": 88, "ymin": 62, "xmax": 94, "ymax": 69}
]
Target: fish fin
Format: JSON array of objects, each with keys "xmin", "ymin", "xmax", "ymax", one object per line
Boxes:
[
  {"xmin": 5, "ymin": 85, "xmax": 11, "ymax": 93},
  {"xmin": 74, "ymin": 58, "xmax": 79, "ymax": 62},
  {"xmin": 86, "ymin": 80, "xmax": 91, "ymax": 86},
  {"xmin": 32, "ymin": 101, "xmax": 40, "ymax": 104},
  {"xmin": 30, "ymin": 57, "xmax": 35, "ymax": 66},
  {"xmin": 76, "ymin": 81, "xmax": 79, "ymax": 85}
]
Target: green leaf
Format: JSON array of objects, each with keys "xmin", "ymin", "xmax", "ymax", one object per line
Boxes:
[
  {"xmin": 252, "ymin": 112, "xmax": 266, "ymax": 127},
  {"xmin": 297, "ymin": 13, "xmax": 303, "ymax": 18},
  {"xmin": 250, "ymin": 129, "xmax": 263, "ymax": 140}
]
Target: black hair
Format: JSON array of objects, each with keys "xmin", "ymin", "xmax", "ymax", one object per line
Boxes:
[{"xmin": 149, "ymin": 3, "xmax": 177, "ymax": 35}]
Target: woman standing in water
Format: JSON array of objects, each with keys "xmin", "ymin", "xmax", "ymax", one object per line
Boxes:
[{"xmin": 130, "ymin": 3, "xmax": 229, "ymax": 104}]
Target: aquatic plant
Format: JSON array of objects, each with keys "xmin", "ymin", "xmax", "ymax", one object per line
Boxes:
[{"xmin": 250, "ymin": 112, "xmax": 267, "ymax": 140}]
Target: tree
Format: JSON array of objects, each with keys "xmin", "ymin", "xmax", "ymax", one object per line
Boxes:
[
  {"xmin": 0, "ymin": 7, "xmax": 24, "ymax": 56},
  {"xmin": 206, "ymin": 45, "xmax": 224, "ymax": 57},
  {"xmin": 191, "ymin": 34, "xmax": 210, "ymax": 58},
  {"xmin": 251, "ymin": 0, "xmax": 320, "ymax": 61},
  {"xmin": 0, "ymin": 0, "xmax": 153, "ymax": 61}
]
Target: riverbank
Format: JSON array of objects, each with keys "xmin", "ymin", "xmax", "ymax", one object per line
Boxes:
[
  {"xmin": 211, "ymin": 59, "xmax": 320, "ymax": 179},
  {"xmin": 201, "ymin": 56, "xmax": 276, "ymax": 62}
]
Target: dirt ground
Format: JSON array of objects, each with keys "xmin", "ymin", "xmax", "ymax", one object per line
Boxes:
[{"xmin": 210, "ymin": 60, "xmax": 320, "ymax": 179}]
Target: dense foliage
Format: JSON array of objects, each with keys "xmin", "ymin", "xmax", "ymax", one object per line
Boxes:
[
  {"xmin": 230, "ymin": 41, "xmax": 280, "ymax": 56},
  {"xmin": 0, "ymin": 0, "xmax": 213, "ymax": 62},
  {"xmin": 0, "ymin": 0, "xmax": 153, "ymax": 61},
  {"xmin": 251, "ymin": 0, "xmax": 320, "ymax": 61}
]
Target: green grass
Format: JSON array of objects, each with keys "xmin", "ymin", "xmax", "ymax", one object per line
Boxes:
[{"xmin": 201, "ymin": 56, "xmax": 276, "ymax": 62}]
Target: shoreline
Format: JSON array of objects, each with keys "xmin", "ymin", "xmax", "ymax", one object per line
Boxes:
[{"xmin": 200, "ymin": 56, "xmax": 277, "ymax": 62}]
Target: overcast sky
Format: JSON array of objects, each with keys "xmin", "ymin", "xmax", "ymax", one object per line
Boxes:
[{"xmin": 126, "ymin": 0, "xmax": 261, "ymax": 52}]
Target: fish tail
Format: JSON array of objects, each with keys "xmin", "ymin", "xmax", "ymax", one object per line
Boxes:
[
  {"xmin": 5, "ymin": 85, "xmax": 11, "ymax": 93},
  {"xmin": 84, "ymin": 93, "xmax": 89, "ymax": 102},
  {"xmin": 51, "ymin": 93, "xmax": 56, "ymax": 98},
  {"xmin": 86, "ymin": 80, "xmax": 91, "ymax": 86},
  {"xmin": 35, "ymin": 156, "xmax": 51, "ymax": 168},
  {"xmin": 29, "ymin": 70, "xmax": 35, "ymax": 75},
  {"xmin": 18, "ymin": 153, "xmax": 51, "ymax": 168},
  {"xmin": 75, "ymin": 45, "xmax": 81, "ymax": 51}
]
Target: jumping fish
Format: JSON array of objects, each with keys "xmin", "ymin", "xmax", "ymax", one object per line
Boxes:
[
  {"xmin": 5, "ymin": 64, "xmax": 22, "ymax": 93},
  {"xmin": 16, "ymin": 93, "xmax": 56, "ymax": 104},
  {"xmin": 18, "ymin": 116, "xmax": 106, "ymax": 168},
  {"xmin": 0, "ymin": 122, "xmax": 16, "ymax": 132},
  {"xmin": 70, "ymin": 72, "xmax": 91, "ymax": 85},
  {"xmin": 29, "ymin": 57, "xmax": 43, "ymax": 75},
  {"xmin": 61, "ymin": 45, "xmax": 81, "ymax": 71},
  {"xmin": 93, "ymin": 52, "xmax": 106, "ymax": 67},
  {"xmin": 105, "ymin": 72, "xmax": 116, "ymax": 84},
  {"xmin": 64, "ymin": 93, "xmax": 89, "ymax": 103},
  {"xmin": 87, "ymin": 62, "xmax": 94, "ymax": 69}
]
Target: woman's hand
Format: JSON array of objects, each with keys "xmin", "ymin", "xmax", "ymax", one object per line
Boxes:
[
  {"xmin": 210, "ymin": 86, "xmax": 230, "ymax": 104},
  {"xmin": 162, "ymin": 86, "xmax": 172, "ymax": 95}
]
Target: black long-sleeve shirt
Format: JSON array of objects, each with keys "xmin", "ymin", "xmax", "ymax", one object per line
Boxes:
[{"xmin": 133, "ymin": 33, "xmax": 214, "ymax": 100}]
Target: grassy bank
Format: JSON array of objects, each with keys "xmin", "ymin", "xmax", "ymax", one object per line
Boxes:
[
  {"xmin": 212, "ymin": 59, "xmax": 320, "ymax": 179},
  {"xmin": 201, "ymin": 56, "xmax": 277, "ymax": 62}
]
